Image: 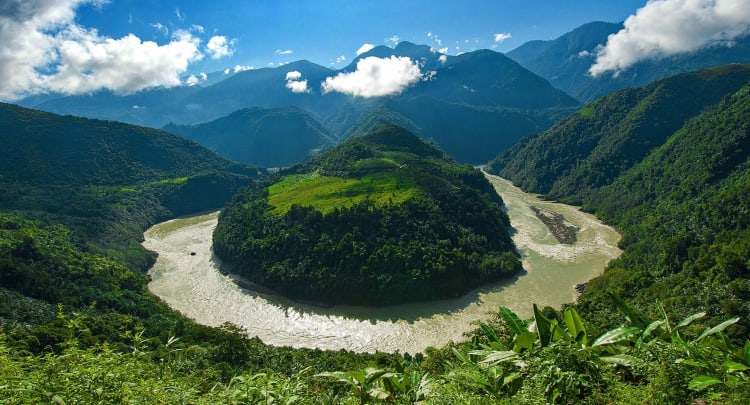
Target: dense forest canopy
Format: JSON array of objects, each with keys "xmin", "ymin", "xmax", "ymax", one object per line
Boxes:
[{"xmin": 213, "ymin": 125, "xmax": 521, "ymax": 305}]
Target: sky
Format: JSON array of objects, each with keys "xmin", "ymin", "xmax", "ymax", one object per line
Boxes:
[{"xmin": 1, "ymin": 0, "xmax": 749, "ymax": 101}]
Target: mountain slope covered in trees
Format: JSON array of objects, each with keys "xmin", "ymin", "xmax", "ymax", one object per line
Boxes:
[
  {"xmin": 487, "ymin": 66, "xmax": 750, "ymax": 339},
  {"xmin": 164, "ymin": 106, "xmax": 336, "ymax": 167},
  {"xmin": 0, "ymin": 102, "xmax": 266, "ymax": 269},
  {"xmin": 487, "ymin": 64, "xmax": 750, "ymax": 203},
  {"xmin": 213, "ymin": 125, "xmax": 521, "ymax": 305}
]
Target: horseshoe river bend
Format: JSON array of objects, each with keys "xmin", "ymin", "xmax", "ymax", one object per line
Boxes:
[{"xmin": 143, "ymin": 172, "xmax": 621, "ymax": 354}]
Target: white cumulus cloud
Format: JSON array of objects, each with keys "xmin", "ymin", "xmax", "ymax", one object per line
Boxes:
[
  {"xmin": 206, "ymin": 35, "xmax": 234, "ymax": 59},
  {"xmin": 356, "ymin": 43, "xmax": 375, "ymax": 55},
  {"xmin": 284, "ymin": 70, "xmax": 309, "ymax": 93},
  {"xmin": 494, "ymin": 32, "xmax": 512, "ymax": 43},
  {"xmin": 590, "ymin": 0, "xmax": 750, "ymax": 77},
  {"xmin": 0, "ymin": 0, "xmax": 206, "ymax": 100},
  {"xmin": 321, "ymin": 56, "xmax": 422, "ymax": 98},
  {"xmin": 285, "ymin": 71, "xmax": 302, "ymax": 80}
]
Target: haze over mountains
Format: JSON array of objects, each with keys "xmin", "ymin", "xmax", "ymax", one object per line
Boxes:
[{"xmin": 16, "ymin": 20, "xmax": 750, "ymax": 167}]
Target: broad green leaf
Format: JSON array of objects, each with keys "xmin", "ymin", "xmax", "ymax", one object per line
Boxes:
[
  {"xmin": 499, "ymin": 306, "xmax": 526, "ymax": 336},
  {"xmin": 480, "ymin": 323, "xmax": 502, "ymax": 346},
  {"xmin": 608, "ymin": 291, "xmax": 651, "ymax": 329},
  {"xmin": 563, "ymin": 307, "xmax": 587, "ymax": 345},
  {"xmin": 600, "ymin": 354, "xmax": 638, "ymax": 366},
  {"xmin": 688, "ymin": 375, "xmax": 722, "ymax": 391},
  {"xmin": 724, "ymin": 361, "xmax": 749, "ymax": 373},
  {"xmin": 369, "ymin": 387, "xmax": 391, "ymax": 400},
  {"xmin": 478, "ymin": 350, "xmax": 519, "ymax": 366},
  {"xmin": 640, "ymin": 320, "xmax": 666, "ymax": 342},
  {"xmin": 676, "ymin": 312, "xmax": 706, "ymax": 330},
  {"xmin": 695, "ymin": 317, "xmax": 740, "ymax": 342},
  {"xmin": 513, "ymin": 331, "xmax": 536, "ymax": 353},
  {"xmin": 533, "ymin": 304, "xmax": 553, "ymax": 347},
  {"xmin": 592, "ymin": 326, "xmax": 640, "ymax": 346}
]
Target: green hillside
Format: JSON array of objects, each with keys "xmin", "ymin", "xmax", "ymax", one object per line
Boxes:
[
  {"xmin": 213, "ymin": 125, "xmax": 521, "ymax": 305},
  {"xmin": 0, "ymin": 102, "xmax": 265, "ymax": 269},
  {"xmin": 163, "ymin": 106, "xmax": 336, "ymax": 167},
  {"xmin": 488, "ymin": 66, "xmax": 750, "ymax": 338},
  {"xmin": 487, "ymin": 64, "xmax": 750, "ymax": 203}
]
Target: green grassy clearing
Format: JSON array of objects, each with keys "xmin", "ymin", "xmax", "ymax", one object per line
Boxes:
[{"xmin": 267, "ymin": 171, "xmax": 418, "ymax": 215}]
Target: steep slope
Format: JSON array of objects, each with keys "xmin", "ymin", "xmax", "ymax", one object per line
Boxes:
[
  {"xmin": 214, "ymin": 125, "xmax": 521, "ymax": 305},
  {"xmin": 164, "ymin": 106, "xmax": 335, "ymax": 167},
  {"xmin": 507, "ymin": 21, "xmax": 750, "ymax": 102},
  {"xmin": 487, "ymin": 68, "xmax": 750, "ymax": 337},
  {"xmin": 487, "ymin": 65, "xmax": 750, "ymax": 203},
  {"xmin": 0, "ymin": 102, "xmax": 266, "ymax": 269}
]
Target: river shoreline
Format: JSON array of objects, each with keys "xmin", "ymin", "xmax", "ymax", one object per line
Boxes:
[{"xmin": 143, "ymin": 173, "xmax": 621, "ymax": 353}]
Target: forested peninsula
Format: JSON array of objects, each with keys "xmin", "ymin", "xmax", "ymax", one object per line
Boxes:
[{"xmin": 213, "ymin": 125, "xmax": 522, "ymax": 305}]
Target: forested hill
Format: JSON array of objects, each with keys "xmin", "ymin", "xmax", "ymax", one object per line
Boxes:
[
  {"xmin": 0, "ymin": 102, "xmax": 266, "ymax": 269},
  {"xmin": 163, "ymin": 106, "xmax": 336, "ymax": 168},
  {"xmin": 213, "ymin": 125, "xmax": 522, "ymax": 305},
  {"xmin": 486, "ymin": 65, "xmax": 750, "ymax": 338},
  {"xmin": 486, "ymin": 64, "xmax": 750, "ymax": 204}
]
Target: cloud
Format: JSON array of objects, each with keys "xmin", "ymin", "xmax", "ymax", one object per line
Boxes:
[
  {"xmin": 385, "ymin": 35, "xmax": 400, "ymax": 46},
  {"xmin": 233, "ymin": 64, "xmax": 253, "ymax": 73},
  {"xmin": 286, "ymin": 79, "xmax": 309, "ymax": 93},
  {"xmin": 206, "ymin": 35, "xmax": 234, "ymax": 59},
  {"xmin": 186, "ymin": 74, "xmax": 200, "ymax": 86},
  {"xmin": 335, "ymin": 55, "xmax": 346, "ymax": 63},
  {"xmin": 494, "ymin": 32, "xmax": 512, "ymax": 43},
  {"xmin": 321, "ymin": 56, "xmax": 422, "ymax": 97},
  {"xmin": 284, "ymin": 70, "xmax": 309, "ymax": 93},
  {"xmin": 0, "ymin": 0, "xmax": 206, "ymax": 100},
  {"xmin": 191, "ymin": 24, "xmax": 205, "ymax": 34},
  {"xmin": 285, "ymin": 71, "xmax": 302, "ymax": 80},
  {"xmin": 590, "ymin": 0, "xmax": 750, "ymax": 77},
  {"xmin": 151, "ymin": 22, "xmax": 168, "ymax": 36},
  {"xmin": 356, "ymin": 43, "xmax": 375, "ymax": 55},
  {"xmin": 175, "ymin": 7, "xmax": 184, "ymax": 22},
  {"xmin": 439, "ymin": 55, "xmax": 448, "ymax": 64},
  {"xmin": 438, "ymin": 47, "xmax": 449, "ymax": 54},
  {"xmin": 275, "ymin": 49, "xmax": 294, "ymax": 55}
]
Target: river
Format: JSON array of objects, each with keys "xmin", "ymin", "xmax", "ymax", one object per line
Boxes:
[{"xmin": 143, "ymin": 172, "xmax": 621, "ymax": 354}]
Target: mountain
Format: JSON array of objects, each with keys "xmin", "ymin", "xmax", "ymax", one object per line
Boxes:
[
  {"xmin": 22, "ymin": 43, "xmax": 579, "ymax": 164},
  {"xmin": 486, "ymin": 65, "xmax": 750, "ymax": 337},
  {"xmin": 507, "ymin": 21, "xmax": 750, "ymax": 102},
  {"xmin": 0, "ymin": 102, "xmax": 266, "ymax": 269},
  {"xmin": 487, "ymin": 64, "xmax": 750, "ymax": 203},
  {"xmin": 213, "ymin": 125, "xmax": 521, "ymax": 305},
  {"xmin": 163, "ymin": 106, "xmax": 335, "ymax": 167}
]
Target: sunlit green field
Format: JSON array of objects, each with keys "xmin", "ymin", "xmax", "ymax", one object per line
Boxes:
[{"xmin": 267, "ymin": 169, "xmax": 418, "ymax": 215}]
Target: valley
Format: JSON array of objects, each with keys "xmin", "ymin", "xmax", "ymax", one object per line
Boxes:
[{"xmin": 143, "ymin": 172, "xmax": 621, "ymax": 353}]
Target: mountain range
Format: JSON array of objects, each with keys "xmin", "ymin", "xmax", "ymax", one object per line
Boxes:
[
  {"xmin": 506, "ymin": 21, "xmax": 750, "ymax": 102},
  {"xmin": 19, "ymin": 42, "xmax": 580, "ymax": 165}
]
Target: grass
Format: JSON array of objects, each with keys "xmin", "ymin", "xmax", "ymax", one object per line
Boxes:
[{"xmin": 267, "ymin": 171, "xmax": 418, "ymax": 215}]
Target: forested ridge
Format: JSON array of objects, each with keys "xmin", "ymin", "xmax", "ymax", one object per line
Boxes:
[{"xmin": 213, "ymin": 125, "xmax": 521, "ymax": 305}]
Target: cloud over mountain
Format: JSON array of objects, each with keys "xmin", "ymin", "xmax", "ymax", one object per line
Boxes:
[
  {"xmin": 206, "ymin": 36, "xmax": 235, "ymax": 59},
  {"xmin": 0, "ymin": 0, "xmax": 225, "ymax": 100},
  {"xmin": 590, "ymin": 0, "xmax": 750, "ymax": 77},
  {"xmin": 321, "ymin": 56, "xmax": 422, "ymax": 97}
]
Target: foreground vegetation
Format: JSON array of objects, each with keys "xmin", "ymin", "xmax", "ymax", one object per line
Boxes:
[{"xmin": 214, "ymin": 126, "xmax": 521, "ymax": 305}]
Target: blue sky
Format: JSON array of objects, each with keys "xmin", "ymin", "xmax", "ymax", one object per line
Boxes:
[
  {"xmin": 1, "ymin": 0, "xmax": 749, "ymax": 100},
  {"xmin": 75, "ymin": 0, "xmax": 645, "ymax": 72}
]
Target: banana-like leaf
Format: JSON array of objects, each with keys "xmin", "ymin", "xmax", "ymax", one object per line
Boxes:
[
  {"xmin": 600, "ymin": 354, "xmax": 638, "ymax": 366},
  {"xmin": 688, "ymin": 375, "xmax": 722, "ymax": 391},
  {"xmin": 563, "ymin": 308, "xmax": 587, "ymax": 345},
  {"xmin": 608, "ymin": 291, "xmax": 651, "ymax": 329},
  {"xmin": 480, "ymin": 323, "xmax": 506, "ymax": 350},
  {"xmin": 592, "ymin": 326, "xmax": 640, "ymax": 346},
  {"xmin": 695, "ymin": 317, "xmax": 740, "ymax": 343},
  {"xmin": 478, "ymin": 350, "xmax": 519, "ymax": 366},
  {"xmin": 533, "ymin": 304, "xmax": 553, "ymax": 347},
  {"xmin": 676, "ymin": 312, "xmax": 706, "ymax": 330},
  {"xmin": 499, "ymin": 306, "xmax": 527, "ymax": 336},
  {"xmin": 724, "ymin": 361, "xmax": 749, "ymax": 373},
  {"xmin": 513, "ymin": 331, "xmax": 536, "ymax": 353}
]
